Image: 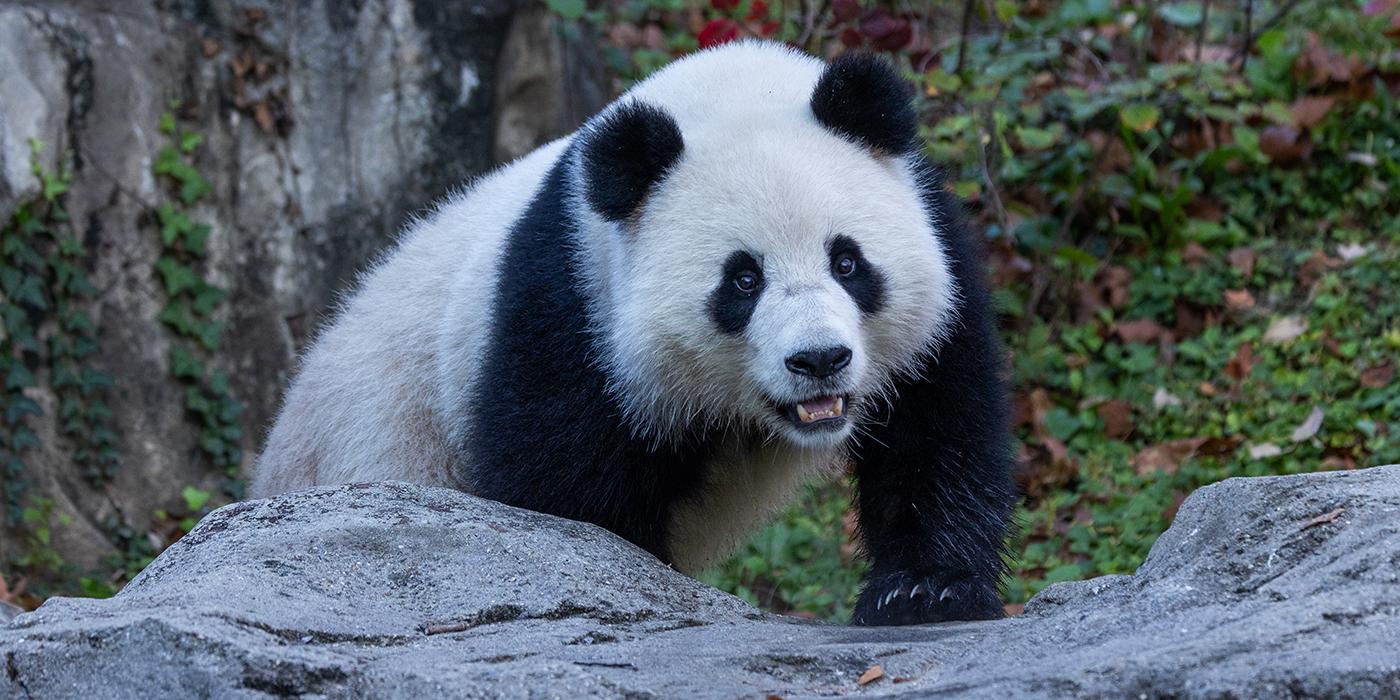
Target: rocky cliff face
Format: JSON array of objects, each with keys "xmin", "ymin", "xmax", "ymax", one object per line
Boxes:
[
  {"xmin": 3, "ymin": 465, "xmax": 1397, "ymax": 698},
  {"xmin": 0, "ymin": 0, "xmax": 605, "ymax": 569}
]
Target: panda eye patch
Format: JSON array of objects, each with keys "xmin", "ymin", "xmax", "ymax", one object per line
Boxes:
[{"xmin": 834, "ymin": 254, "xmax": 857, "ymax": 277}]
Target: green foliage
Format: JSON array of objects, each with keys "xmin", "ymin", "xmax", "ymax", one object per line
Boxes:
[
  {"xmin": 152, "ymin": 106, "xmax": 245, "ymax": 497},
  {"xmin": 0, "ymin": 142, "xmax": 120, "ymax": 533},
  {"xmin": 575, "ymin": 0, "xmax": 1400, "ymax": 620}
]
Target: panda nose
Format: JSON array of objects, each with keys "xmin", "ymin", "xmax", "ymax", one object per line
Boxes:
[{"xmin": 785, "ymin": 346, "xmax": 853, "ymax": 379}]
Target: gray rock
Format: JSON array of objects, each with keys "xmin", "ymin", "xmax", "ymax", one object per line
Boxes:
[
  {"xmin": 0, "ymin": 1, "xmax": 606, "ymax": 568},
  {"xmin": 4, "ymin": 465, "xmax": 1400, "ymax": 698}
]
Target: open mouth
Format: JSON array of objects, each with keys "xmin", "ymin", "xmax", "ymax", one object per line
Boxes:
[{"xmin": 776, "ymin": 395, "xmax": 849, "ymax": 431}]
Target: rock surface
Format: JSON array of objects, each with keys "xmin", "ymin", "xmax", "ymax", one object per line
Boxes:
[
  {"xmin": 4, "ymin": 465, "xmax": 1400, "ymax": 698},
  {"xmin": 0, "ymin": 1, "xmax": 606, "ymax": 567}
]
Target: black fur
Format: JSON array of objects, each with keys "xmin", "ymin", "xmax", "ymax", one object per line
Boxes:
[
  {"xmin": 582, "ymin": 102, "xmax": 685, "ymax": 222},
  {"xmin": 468, "ymin": 150, "xmax": 711, "ymax": 561},
  {"xmin": 708, "ymin": 251, "xmax": 765, "ymax": 334},
  {"xmin": 849, "ymin": 162, "xmax": 1016, "ymax": 625},
  {"xmin": 828, "ymin": 235, "xmax": 887, "ymax": 315},
  {"xmin": 810, "ymin": 53, "xmax": 918, "ymax": 155}
]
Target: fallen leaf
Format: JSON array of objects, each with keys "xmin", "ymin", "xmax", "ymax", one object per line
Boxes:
[
  {"xmin": 1346, "ymin": 152, "xmax": 1379, "ymax": 167},
  {"xmin": 1197, "ymin": 435, "xmax": 1244, "ymax": 457},
  {"xmin": 1096, "ymin": 399, "xmax": 1135, "ymax": 439},
  {"xmin": 1152, "ymin": 387, "xmax": 1183, "ymax": 410},
  {"xmin": 1289, "ymin": 95, "xmax": 1337, "ymax": 129},
  {"xmin": 1223, "ymin": 289, "xmax": 1255, "ymax": 311},
  {"xmin": 1299, "ymin": 250, "xmax": 1342, "ymax": 286},
  {"xmin": 859, "ymin": 665, "xmax": 885, "ymax": 686},
  {"xmin": 1300, "ymin": 507, "xmax": 1345, "ymax": 530},
  {"xmin": 1249, "ymin": 443, "xmax": 1283, "ymax": 459},
  {"xmin": 1290, "ymin": 405, "xmax": 1326, "ymax": 442},
  {"xmin": 1003, "ymin": 603, "xmax": 1025, "ymax": 616},
  {"xmin": 1182, "ymin": 242, "xmax": 1211, "ymax": 266},
  {"xmin": 1133, "ymin": 438, "xmax": 1206, "ymax": 476},
  {"xmin": 1198, "ymin": 381, "xmax": 1218, "ymax": 397},
  {"xmin": 1227, "ymin": 247, "xmax": 1257, "ymax": 278},
  {"xmin": 254, "ymin": 101, "xmax": 275, "ymax": 134},
  {"xmin": 1336, "ymin": 243, "xmax": 1369, "ymax": 261},
  {"xmin": 1259, "ymin": 125, "xmax": 1308, "ymax": 163},
  {"xmin": 1226, "ymin": 342, "xmax": 1257, "ymax": 382},
  {"xmin": 1360, "ymin": 363, "xmax": 1395, "ymax": 389},
  {"xmin": 1115, "ymin": 318, "xmax": 1168, "ymax": 344},
  {"xmin": 1263, "ymin": 316, "xmax": 1308, "ymax": 344}
]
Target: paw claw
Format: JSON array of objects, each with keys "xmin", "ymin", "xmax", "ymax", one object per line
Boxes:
[
  {"xmin": 939, "ymin": 586, "xmax": 953, "ymax": 602},
  {"xmin": 910, "ymin": 584, "xmax": 923, "ymax": 598}
]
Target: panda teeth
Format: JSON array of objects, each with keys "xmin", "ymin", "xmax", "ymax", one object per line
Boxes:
[
  {"xmin": 833, "ymin": 396, "xmax": 844, "ymax": 417},
  {"xmin": 796, "ymin": 403, "xmax": 812, "ymax": 423}
]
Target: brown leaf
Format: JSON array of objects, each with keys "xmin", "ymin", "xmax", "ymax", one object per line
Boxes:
[
  {"xmin": 1003, "ymin": 603, "xmax": 1025, "ymax": 616},
  {"xmin": 1299, "ymin": 250, "xmax": 1342, "ymax": 287},
  {"xmin": 1197, "ymin": 435, "xmax": 1244, "ymax": 457},
  {"xmin": 1133, "ymin": 438, "xmax": 1206, "ymax": 476},
  {"xmin": 1115, "ymin": 319, "xmax": 1168, "ymax": 344},
  {"xmin": 858, "ymin": 665, "xmax": 885, "ymax": 686},
  {"xmin": 1360, "ymin": 362, "xmax": 1395, "ymax": 389},
  {"xmin": 1300, "ymin": 507, "xmax": 1345, "ymax": 531},
  {"xmin": 1224, "ymin": 289, "xmax": 1255, "ymax": 311},
  {"xmin": 1259, "ymin": 125, "xmax": 1309, "ymax": 163},
  {"xmin": 1290, "ymin": 95, "xmax": 1337, "ymax": 129},
  {"xmin": 1226, "ymin": 342, "xmax": 1257, "ymax": 382},
  {"xmin": 1198, "ymin": 381, "xmax": 1219, "ymax": 397},
  {"xmin": 1227, "ymin": 247, "xmax": 1257, "ymax": 278},
  {"xmin": 1290, "ymin": 405, "xmax": 1326, "ymax": 442},
  {"xmin": 254, "ymin": 101, "xmax": 275, "ymax": 134},
  {"xmin": 1096, "ymin": 399, "xmax": 1135, "ymax": 439}
]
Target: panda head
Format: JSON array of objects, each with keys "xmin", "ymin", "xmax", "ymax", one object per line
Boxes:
[{"xmin": 577, "ymin": 47, "xmax": 957, "ymax": 449}]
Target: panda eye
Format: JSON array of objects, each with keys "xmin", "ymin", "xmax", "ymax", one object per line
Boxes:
[
  {"xmin": 734, "ymin": 272, "xmax": 759, "ymax": 293},
  {"xmin": 834, "ymin": 254, "xmax": 857, "ymax": 277}
]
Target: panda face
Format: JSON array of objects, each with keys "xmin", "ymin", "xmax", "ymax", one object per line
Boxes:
[{"xmin": 594, "ymin": 126, "xmax": 957, "ymax": 449}]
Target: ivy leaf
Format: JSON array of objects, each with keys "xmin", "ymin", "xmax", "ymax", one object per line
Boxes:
[
  {"xmin": 181, "ymin": 486, "xmax": 211, "ymax": 512},
  {"xmin": 1120, "ymin": 103, "xmax": 1161, "ymax": 133},
  {"xmin": 1158, "ymin": 2, "xmax": 1202, "ymax": 27},
  {"xmin": 545, "ymin": 0, "xmax": 586, "ymax": 19},
  {"xmin": 156, "ymin": 256, "xmax": 199, "ymax": 297}
]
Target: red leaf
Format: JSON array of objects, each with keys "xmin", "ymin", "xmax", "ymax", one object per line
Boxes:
[
  {"xmin": 839, "ymin": 26, "xmax": 863, "ymax": 47},
  {"xmin": 831, "ymin": 0, "xmax": 862, "ymax": 23},
  {"xmin": 746, "ymin": 0, "xmax": 769, "ymax": 20},
  {"xmin": 698, "ymin": 18, "xmax": 741, "ymax": 48},
  {"xmin": 1225, "ymin": 342, "xmax": 1257, "ymax": 382},
  {"xmin": 710, "ymin": 0, "xmax": 741, "ymax": 12}
]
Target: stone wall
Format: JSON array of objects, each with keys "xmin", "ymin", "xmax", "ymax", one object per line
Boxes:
[{"xmin": 0, "ymin": 0, "xmax": 606, "ymax": 569}]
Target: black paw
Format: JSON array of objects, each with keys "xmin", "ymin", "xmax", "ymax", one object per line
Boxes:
[{"xmin": 852, "ymin": 571, "xmax": 1003, "ymax": 626}]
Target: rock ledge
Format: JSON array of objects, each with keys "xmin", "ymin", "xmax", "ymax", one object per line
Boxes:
[{"xmin": 4, "ymin": 466, "xmax": 1400, "ymax": 698}]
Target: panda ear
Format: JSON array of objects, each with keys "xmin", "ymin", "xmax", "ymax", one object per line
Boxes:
[
  {"xmin": 581, "ymin": 101, "xmax": 685, "ymax": 222},
  {"xmin": 810, "ymin": 53, "xmax": 918, "ymax": 155}
]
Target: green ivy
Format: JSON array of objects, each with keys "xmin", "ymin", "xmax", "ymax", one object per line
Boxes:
[
  {"xmin": 152, "ymin": 106, "xmax": 244, "ymax": 498},
  {"xmin": 0, "ymin": 142, "xmax": 120, "ymax": 527}
]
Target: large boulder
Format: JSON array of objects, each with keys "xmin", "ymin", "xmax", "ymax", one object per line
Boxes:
[
  {"xmin": 3, "ymin": 465, "xmax": 1399, "ymax": 698},
  {"xmin": 0, "ymin": 0, "xmax": 606, "ymax": 568}
]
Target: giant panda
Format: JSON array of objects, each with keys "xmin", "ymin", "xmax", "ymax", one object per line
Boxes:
[{"xmin": 252, "ymin": 41, "xmax": 1015, "ymax": 625}]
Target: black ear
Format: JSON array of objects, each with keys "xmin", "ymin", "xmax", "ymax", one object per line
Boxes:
[
  {"xmin": 810, "ymin": 53, "xmax": 918, "ymax": 155},
  {"xmin": 581, "ymin": 102, "xmax": 685, "ymax": 222}
]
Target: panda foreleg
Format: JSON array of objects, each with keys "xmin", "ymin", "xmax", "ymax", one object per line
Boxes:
[{"xmin": 849, "ymin": 291, "xmax": 1016, "ymax": 625}]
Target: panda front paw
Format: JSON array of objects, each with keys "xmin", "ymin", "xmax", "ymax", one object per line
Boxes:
[{"xmin": 852, "ymin": 570, "xmax": 1003, "ymax": 626}]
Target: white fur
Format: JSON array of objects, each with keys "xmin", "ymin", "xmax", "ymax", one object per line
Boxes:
[{"xmin": 251, "ymin": 42, "xmax": 957, "ymax": 573}]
